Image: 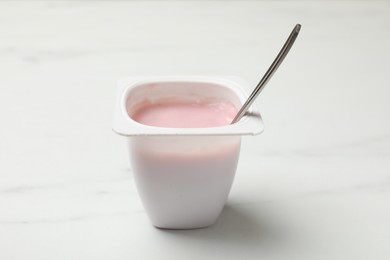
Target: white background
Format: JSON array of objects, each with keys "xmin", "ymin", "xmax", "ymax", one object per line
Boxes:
[{"xmin": 0, "ymin": 1, "xmax": 389, "ymax": 259}]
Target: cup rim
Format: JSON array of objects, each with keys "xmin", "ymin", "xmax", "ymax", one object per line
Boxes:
[{"xmin": 112, "ymin": 76, "xmax": 264, "ymax": 136}]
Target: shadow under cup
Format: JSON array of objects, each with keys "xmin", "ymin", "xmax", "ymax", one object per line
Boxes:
[{"xmin": 113, "ymin": 77, "xmax": 263, "ymax": 229}]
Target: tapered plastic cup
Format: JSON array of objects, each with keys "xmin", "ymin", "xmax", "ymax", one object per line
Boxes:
[{"xmin": 113, "ymin": 76, "xmax": 263, "ymax": 229}]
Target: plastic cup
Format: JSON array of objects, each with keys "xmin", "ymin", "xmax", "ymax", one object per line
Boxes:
[{"xmin": 113, "ymin": 76, "xmax": 263, "ymax": 229}]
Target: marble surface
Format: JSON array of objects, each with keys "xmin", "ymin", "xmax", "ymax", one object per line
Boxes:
[{"xmin": 1, "ymin": 1, "xmax": 389, "ymax": 259}]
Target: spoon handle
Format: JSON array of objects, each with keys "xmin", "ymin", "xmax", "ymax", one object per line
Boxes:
[{"xmin": 231, "ymin": 24, "xmax": 301, "ymax": 124}]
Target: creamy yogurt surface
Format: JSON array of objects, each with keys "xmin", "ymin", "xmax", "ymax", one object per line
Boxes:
[{"xmin": 131, "ymin": 99, "xmax": 237, "ymax": 128}]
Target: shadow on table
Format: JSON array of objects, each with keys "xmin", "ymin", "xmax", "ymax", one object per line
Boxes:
[{"xmin": 157, "ymin": 203, "xmax": 287, "ymax": 250}]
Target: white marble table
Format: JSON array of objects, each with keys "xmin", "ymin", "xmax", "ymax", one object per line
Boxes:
[{"xmin": 1, "ymin": 1, "xmax": 389, "ymax": 259}]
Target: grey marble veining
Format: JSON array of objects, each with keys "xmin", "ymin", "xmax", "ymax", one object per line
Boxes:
[{"xmin": 0, "ymin": 1, "xmax": 389, "ymax": 260}]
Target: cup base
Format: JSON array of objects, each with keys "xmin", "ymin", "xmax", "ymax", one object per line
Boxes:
[{"xmin": 152, "ymin": 218, "xmax": 218, "ymax": 230}]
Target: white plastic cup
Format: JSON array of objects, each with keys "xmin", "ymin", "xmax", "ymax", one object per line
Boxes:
[{"xmin": 113, "ymin": 76, "xmax": 263, "ymax": 229}]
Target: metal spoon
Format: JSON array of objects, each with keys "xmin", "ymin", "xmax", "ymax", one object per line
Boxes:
[{"xmin": 231, "ymin": 24, "xmax": 301, "ymax": 124}]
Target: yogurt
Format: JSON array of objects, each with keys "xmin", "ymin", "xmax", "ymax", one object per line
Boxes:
[
  {"xmin": 113, "ymin": 77, "xmax": 264, "ymax": 229},
  {"xmin": 131, "ymin": 99, "xmax": 237, "ymax": 128}
]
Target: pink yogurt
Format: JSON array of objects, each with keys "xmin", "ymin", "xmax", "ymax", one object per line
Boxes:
[{"xmin": 131, "ymin": 99, "xmax": 237, "ymax": 128}]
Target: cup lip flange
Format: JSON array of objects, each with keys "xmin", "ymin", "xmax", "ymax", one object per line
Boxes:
[{"xmin": 112, "ymin": 76, "xmax": 264, "ymax": 137}]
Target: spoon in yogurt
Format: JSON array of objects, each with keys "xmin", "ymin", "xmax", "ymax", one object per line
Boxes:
[{"xmin": 231, "ymin": 24, "xmax": 301, "ymax": 124}]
